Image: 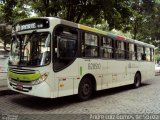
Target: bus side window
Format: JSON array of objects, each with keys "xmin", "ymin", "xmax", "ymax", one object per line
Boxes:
[
  {"xmin": 134, "ymin": 44, "xmax": 137, "ymax": 60},
  {"xmin": 82, "ymin": 32, "xmax": 98, "ymax": 57},
  {"xmin": 129, "ymin": 43, "xmax": 135, "ymax": 60},
  {"xmin": 145, "ymin": 47, "xmax": 150, "ymax": 61},
  {"xmin": 121, "ymin": 41, "xmax": 125, "ymax": 59},
  {"xmin": 142, "ymin": 53, "xmax": 146, "ymax": 60},
  {"xmin": 137, "ymin": 46, "xmax": 143, "ymax": 61},
  {"xmin": 142, "ymin": 47, "xmax": 146, "ymax": 60},
  {"xmin": 115, "ymin": 40, "xmax": 124, "ymax": 59},
  {"xmin": 124, "ymin": 42, "xmax": 129, "ymax": 59},
  {"xmin": 101, "ymin": 37, "xmax": 113, "ymax": 59},
  {"xmin": 150, "ymin": 48, "xmax": 154, "ymax": 62},
  {"xmin": 114, "ymin": 40, "xmax": 118, "ymax": 59}
]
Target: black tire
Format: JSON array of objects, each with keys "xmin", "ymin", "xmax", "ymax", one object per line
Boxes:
[
  {"xmin": 78, "ymin": 77, "xmax": 93, "ymax": 101},
  {"xmin": 134, "ymin": 73, "xmax": 141, "ymax": 88}
]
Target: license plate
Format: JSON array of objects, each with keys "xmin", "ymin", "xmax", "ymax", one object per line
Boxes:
[{"xmin": 16, "ymin": 84, "xmax": 23, "ymax": 90}]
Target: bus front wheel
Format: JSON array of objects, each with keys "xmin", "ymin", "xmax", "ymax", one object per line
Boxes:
[
  {"xmin": 78, "ymin": 77, "xmax": 93, "ymax": 101},
  {"xmin": 134, "ymin": 72, "xmax": 141, "ymax": 88}
]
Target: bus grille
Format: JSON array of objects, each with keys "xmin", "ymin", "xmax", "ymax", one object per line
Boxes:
[
  {"xmin": 10, "ymin": 82, "xmax": 32, "ymax": 92},
  {"xmin": 9, "ymin": 68, "xmax": 36, "ymax": 74}
]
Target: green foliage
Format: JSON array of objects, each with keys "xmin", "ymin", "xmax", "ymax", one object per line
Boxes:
[
  {"xmin": 0, "ymin": 4, "xmax": 5, "ymax": 23},
  {"xmin": 155, "ymin": 54, "xmax": 160, "ymax": 63},
  {"xmin": 0, "ymin": 0, "xmax": 159, "ymax": 52},
  {"xmin": 141, "ymin": 2, "xmax": 159, "ymax": 49},
  {"xmin": 28, "ymin": 0, "xmax": 133, "ymax": 30},
  {"xmin": 12, "ymin": 6, "xmax": 28, "ymax": 23},
  {"xmin": 128, "ymin": 0, "xmax": 160, "ymax": 42},
  {"xmin": 0, "ymin": 25, "xmax": 11, "ymax": 44},
  {"xmin": 0, "ymin": 0, "xmax": 29, "ymax": 24},
  {"xmin": 0, "ymin": 0, "xmax": 29, "ymax": 43},
  {"xmin": 0, "ymin": 0, "xmax": 17, "ymax": 24}
]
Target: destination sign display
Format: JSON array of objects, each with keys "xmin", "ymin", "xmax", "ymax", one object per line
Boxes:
[{"xmin": 13, "ymin": 19, "xmax": 49, "ymax": 32}]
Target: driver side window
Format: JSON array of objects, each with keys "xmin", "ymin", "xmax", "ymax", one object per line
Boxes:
[{"xmin": 53, "ymin": 26, "xmax": 78, "ymax": 71}]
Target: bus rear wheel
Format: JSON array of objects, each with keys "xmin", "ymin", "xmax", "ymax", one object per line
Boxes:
[
  {"xmin": 78, "ymin": 77, "xmax": 93, "ymax": 101},
  {"xmin": 134, "ymin": 72, "xmax": 141, "ymax": 88}
]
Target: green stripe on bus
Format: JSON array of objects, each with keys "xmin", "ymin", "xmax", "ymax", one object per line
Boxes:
[
  {"xmin": 80, "ymin": 66, "xmax": 83, "ymax": 76},
  {"xmin": 7, "ymin": 70, "xmax": 41, "ymax": 81}
]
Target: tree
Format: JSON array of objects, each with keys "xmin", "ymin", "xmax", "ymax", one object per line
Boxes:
[
  {"xmin": 0, "ymin": 3, "xmax": 5, "ymax": 23},
  {"xmin": 0, "ymin": 0, "xmax": 17, "ymax": 24},
  {"xmin": 0, "ymin": 0, "xmax": 159, "ymax": 50},
  {"xmin": 127, "ymin": 0, "xmax": 160, "ymax": 58},
  {"xmin": 29, "ymin": 0, "xmax": 133, "ymax": 30},
  {"xmin": 0, "ymin": 0, "xmax": 29, "ymax": 43},
  {"xmin": 0, "ymin": 24, "xmax": 11, "ymax": 44},
  {"xmin": 128, "ymin": 0, "xmax": 160, "ymax": 42}
]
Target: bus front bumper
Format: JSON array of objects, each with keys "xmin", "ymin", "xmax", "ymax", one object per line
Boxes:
[{"xmin": 8, "ymin": 80, "xmax": 52, "ymax": 98}]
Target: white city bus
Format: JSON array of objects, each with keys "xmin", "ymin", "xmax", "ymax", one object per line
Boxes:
[{"xmin": 7, "ymin": 17, "xmax": 155, "ymax": 101}]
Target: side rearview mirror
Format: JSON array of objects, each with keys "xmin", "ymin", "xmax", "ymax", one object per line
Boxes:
[{"xmin": 4, "ymin": 34, "xmax": 11, "ymax": 52}]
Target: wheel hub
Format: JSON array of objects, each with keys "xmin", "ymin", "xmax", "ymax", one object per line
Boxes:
[{"xmin": 83, "ymin": 84, "xmax": 90, "ymax": 95}]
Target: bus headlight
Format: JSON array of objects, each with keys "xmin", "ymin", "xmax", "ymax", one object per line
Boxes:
[
  {"xmin": 40, "ymin": 72, "xmax": 49, "ymax": 81},
  {"xmin": 32, "ymin": 72, "xmax": 49, "ymax": 85}
]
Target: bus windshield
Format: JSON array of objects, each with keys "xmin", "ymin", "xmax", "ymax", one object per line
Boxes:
[{"xmin": 9, "ymin": 32, "xmax": 50, "ymax": 67}]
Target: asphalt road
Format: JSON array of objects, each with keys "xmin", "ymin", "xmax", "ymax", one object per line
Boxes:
[{"xmin": 0, "ymin": 76, "xmax": 160, "ymax": 120}]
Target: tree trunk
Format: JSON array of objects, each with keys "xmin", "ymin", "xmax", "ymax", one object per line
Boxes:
[
  {"xmin": 133, "ymin": 19, "xmax": 138, "ymax": 39},
  {"xmin": 43, "ymin": 0, "xmax": 50, "ymax": 16},
  {"xmin": 75, "ymin": 8, "xmax": 85, "ymax": 23}
]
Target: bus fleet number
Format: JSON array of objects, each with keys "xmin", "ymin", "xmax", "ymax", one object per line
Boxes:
[{"xmin": 88, "ymin": 63, "xmax": 101, "ymax": 70}]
